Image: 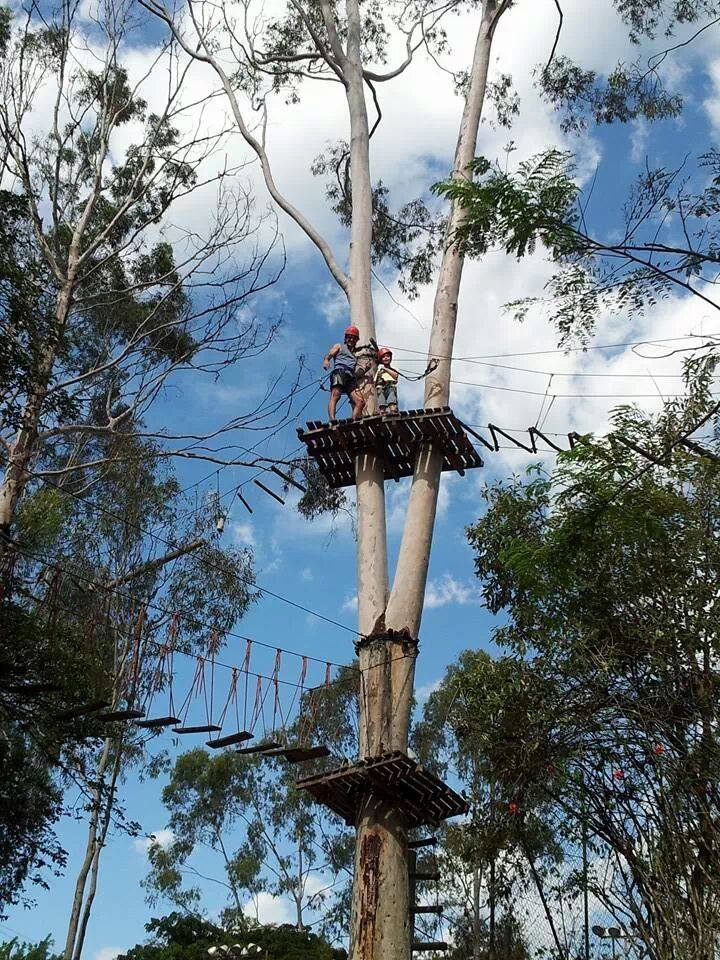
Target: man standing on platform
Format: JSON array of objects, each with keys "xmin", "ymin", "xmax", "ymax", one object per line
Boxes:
[{"xmin": 323, "ymin": 326, "xmax": 365, "ymax": 421}]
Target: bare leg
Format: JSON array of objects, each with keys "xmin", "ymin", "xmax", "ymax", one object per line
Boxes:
[
  {"xmin": 329, "ymin": 387, "xmax": 342, "ymax": 420},
  {"xmin": 350, "ymin": 389, "xmax": 365, "ymax": 420}
]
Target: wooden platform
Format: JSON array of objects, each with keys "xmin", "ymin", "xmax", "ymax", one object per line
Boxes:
[
  {"xmin": 296, "ymin": 751, "xmax": 469, "ymax": 828},
  {"xmin": 297, "ymin": 408, "xmax": 483, "ymax": 489}
]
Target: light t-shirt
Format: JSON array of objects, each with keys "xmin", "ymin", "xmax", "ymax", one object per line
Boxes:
[{"xmin": 375, "ymin": 366, "xmax": 397, "ymax": 385}]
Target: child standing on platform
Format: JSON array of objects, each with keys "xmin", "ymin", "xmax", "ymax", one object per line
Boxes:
[{"xmin": 374, "ymin": 347, "xmax": 399, "ymax": 414}]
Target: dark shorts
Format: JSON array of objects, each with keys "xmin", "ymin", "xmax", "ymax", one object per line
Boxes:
[
  {"xmin": 377, "ymin": 383, "xmax": 398, "ymax": 407},
  {"xmin": 330, "ymin": 369, "xmax": 357, "ymax": 394}
]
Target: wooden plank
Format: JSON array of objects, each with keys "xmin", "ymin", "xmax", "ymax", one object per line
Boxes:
[
  {"xmin": 97, "ymin": 708, "xmax": 146, "ymax": 722},
  {"xmin": 172, "ymin": 724, "xmax": 222, "ymax": 734},
  {"xmin": 237, "ymin": 740, "xmax": 282, "ymax": 755},
  {"xmin": 206, "ymin": 731, "xmax": 253, "ymax": 749},
  {"xmin": 299, "ymin": 408, "xmax": 485, "ymax": 490},
  {"xmin": 284, "ymin": 745, "xmax": 331, "ymax": 763},
  {"xmin": 136, "ymin": 715, "xmax": 180, "ymax": 729}
]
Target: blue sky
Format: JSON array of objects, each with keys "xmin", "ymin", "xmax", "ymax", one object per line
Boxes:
[{"xmin": 4, "ymin": 0, "xmax": 720, "ymax": 954}]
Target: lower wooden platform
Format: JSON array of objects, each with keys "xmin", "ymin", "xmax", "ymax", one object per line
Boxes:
[
  {"xmin": 296, "ymin": 751, "xmax": 469, "ymax": 829},
  {"xmin": 297, "ymin": 408, "xmax": 483, "ymax": 489}
]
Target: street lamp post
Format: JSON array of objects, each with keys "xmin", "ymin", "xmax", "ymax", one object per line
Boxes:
[{"xmin": 592, "ymin": 924, "xmax": 642, "ymax": 960}]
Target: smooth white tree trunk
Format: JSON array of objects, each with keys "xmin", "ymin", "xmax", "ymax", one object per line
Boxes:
[
  {"xmin": 350, "ymin": 6, "xmax": 504, "ymax": 958},
  {"xmin": 69, "ymin": 743, "xmax": 123, "ymax": 960},
  {"xmin": 64, "ymin": 739, "xmax": 112, "ymax": 960},
  {"xmin": 384, "ymin": 0, "xmax": 501, "ymax": 744}
]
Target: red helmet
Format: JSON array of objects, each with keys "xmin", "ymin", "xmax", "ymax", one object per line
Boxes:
[
  {"xmin": 377, "ymin": 346, "xmax": 392, "ymax": 359},
  {"xmin": 344, "ymin": 325, "xmax": 360, "ymax": 338}
]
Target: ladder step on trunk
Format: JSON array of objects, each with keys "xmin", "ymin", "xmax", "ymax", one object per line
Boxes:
[
  {"xmin": 408, "ymin": 837, "xmax": 437, "ymax": 850},
  {"xmin": 412, "ymin": 942, "xmax": 448, "ymax": 952}
]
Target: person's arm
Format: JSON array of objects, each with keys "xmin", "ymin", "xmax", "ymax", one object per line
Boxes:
[
  {"xmin": 389, "ymin": 366, "xmax": 400, "ymax": 381},
  {"xmin": 323, "ymin": 344, "xmax": 340, "ymax": 370}
]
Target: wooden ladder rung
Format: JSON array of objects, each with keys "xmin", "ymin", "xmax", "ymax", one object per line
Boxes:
[
  {"xmin": 411, "ymin": 905, "xmax": 444, "ymax": 915},
  {"xmin": 408, "ymin": 837, "xmax": 438, "ymax": 850},
  {"xmin": 411, "ymin": 872, "xmax": 440, "ymax": 882},
  {"xmin": 412, "ymin": 942, "xmax": 448, "ymax": 952}
]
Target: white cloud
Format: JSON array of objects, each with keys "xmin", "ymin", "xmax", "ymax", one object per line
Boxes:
[
  {"xmin": 424, "ymin": 574, "xmax": 479, "ymax": 609},
  {"xmin": 243, "ymin": 892, "xmax": 296, "ymax": 927},
  {"xmin": 300, "ymin": 567, "xmax": 313, "ymax": 581},
  {"xmin": 629, "ymin": 118, "xmax": 649, "ymax": 164},
  {"xmin": 94, "ymin": 949, "xmax": 122, "ymax": 960},
  {"xmin": 342, "ymin": 593, "xmax": 358, "ymax": 613},
  {"xmin": 415, "ymin": 678, "xmax": 442, "ymax": 705},
  {"xmin": 133, "ymin": 828, "xmax": 175, "ymax": 855},
  {"xmin": 231, "ymin": 521, "xmax": 256, "ymax": 548},
  {"xmin": 242, "ymin": 874, "xmax": 336, "ymax": 928}
]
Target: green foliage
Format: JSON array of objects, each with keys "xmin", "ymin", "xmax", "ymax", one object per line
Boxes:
[
  {"xmin": 15, "ymin": 489, "xmax": 72, "ymax": 554},
  {"xmin": 446, "ymin": 914, "xmax": 529, "ymax": 960},
  {"xmin": 612, "ymin": 0, "xmax": 720, "ymax": 41},
  {"xmin": 144, "ymin": 745, "xmax": 351, "ymax": 927},
  {"xmin": 0, "ymin": 7, "xmax": 10, "ymax": 60},
  {"xmin": 0, "ymin": 189, "xmax": 68, "ymax": 432},
  {"xmin": 435, "ymin": 150, "xmax": 579, "ymax": 261},
  {"xmin": 295, "ymin": 462, "xmax": 347, "ymax": 522},
  {"xmin": 539, "ymin": 55, "xmax": 682, "ymax": 134},
  {"xmin": 1, "ymin": 423, "xmax": 259, "ymax": 913},
  {"xmin": 0, "ymin": 0, "xmax": 276, "ymax": 479},
  {"xmin": 118, "ymin": 912, "xmax": 346, "ymax": 960},
  {"xmin": 535, "ymin": 2, "xmax": 720, "ymax": 131},
  {"xmin": 0, "ymin": 938, "xmax": 62, "ymax": 960},
  {"xmin": 0, "ymin": 728, "xmax": 65, "ymax": 916},
  {"xmin": 435, "ymin": 144, "xmax": 720, "ymax": 342},
  {"xmin": 462, "ymin": 366, "xmax": 720, "ymax": 956},
  {"xmin": 486, "ymin": 73, "xmax": 520, "ymax": 130},
  {"xmin": 414, "ymin": 648, "xmax": 563, "ymax": 935}
]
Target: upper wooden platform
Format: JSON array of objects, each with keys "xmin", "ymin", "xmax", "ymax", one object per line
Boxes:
[
  {"xmin": 296, "ymin": 751, "xmax": 469, "ymax": 828},
  {"xmin": 297, "ymin": 407, "xmax": 483, "ymax": 489}
]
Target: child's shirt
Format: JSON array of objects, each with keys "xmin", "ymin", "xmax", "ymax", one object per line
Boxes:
[{"xmin": 374, "ymin": 365, "xmax": 398, "ymax": 385}]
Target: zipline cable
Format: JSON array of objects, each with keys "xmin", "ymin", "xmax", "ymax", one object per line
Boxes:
[
  {"xmin": 387, "ymin": 332, "xmax": 720, "ymax": 362},
  {"xmin": 0, "ymin": 453, "xmax": 362, "ymax": 639}
]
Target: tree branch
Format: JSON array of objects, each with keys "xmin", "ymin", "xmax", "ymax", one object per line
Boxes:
[
  {"xmin": 140, "ymin": 0, "xmax": 349, "ymax": 294},
  {"xmin": 545, "ymin": 0, "xmax": 563, "ymax": 73},
  {"xmin": 101, "ymin": 538, "xmax": 205, "ymax": 590}
]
